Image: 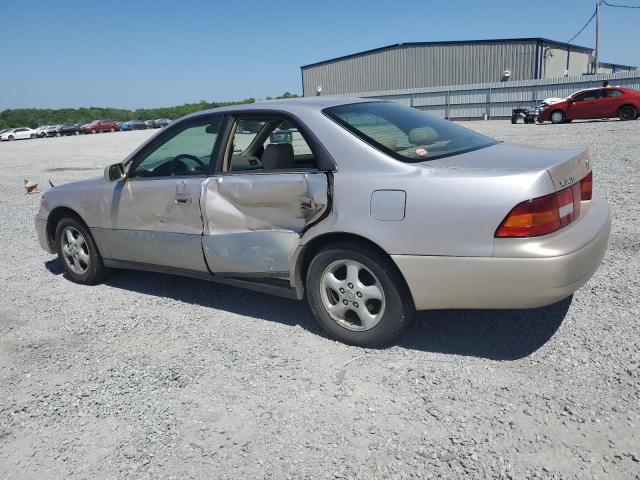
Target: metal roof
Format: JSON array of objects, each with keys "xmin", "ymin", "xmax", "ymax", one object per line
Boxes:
[
  {"xmin": 301, "ymin": 38, "xmax": 593, "ymax": 69},
  {"xmin": 599, "ymin": 61, "xmax": 636, "ymax": 69}
]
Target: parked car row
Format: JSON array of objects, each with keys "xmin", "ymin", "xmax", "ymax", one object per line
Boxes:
[
  {"xmin": 0, "ymin": 118, "xmax": 172, "ymax": 141},
  {"xmin": 120, "ymin": 119, "xmax": 171, "ymax": 131}
]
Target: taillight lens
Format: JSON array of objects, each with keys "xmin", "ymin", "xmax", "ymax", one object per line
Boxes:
[
  {"xmin": 580, "ymin": 171, "xmax": 592, "ymax": 200},
  {"xmin": 495, "ymin": 183, "xmax": 581, "ymax": 238}
]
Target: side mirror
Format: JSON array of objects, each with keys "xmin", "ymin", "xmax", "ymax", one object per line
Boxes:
[{"xmin": 104, "ymin": 163, "xmax": 125, "ymax": 181}]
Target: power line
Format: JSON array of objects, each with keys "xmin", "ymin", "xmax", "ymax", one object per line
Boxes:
[
  {"xmin": 601, "ymin": 1, "xmax": 640, "ymax": 8},
  {"xmin": 567, "ymin": 9, "xmax": 597, "ymax": 43}
]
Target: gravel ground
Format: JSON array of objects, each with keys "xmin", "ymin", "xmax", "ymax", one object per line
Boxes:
[{"xmin": 0, "ymin": 121, "xmax": 638, "ymax": 479}]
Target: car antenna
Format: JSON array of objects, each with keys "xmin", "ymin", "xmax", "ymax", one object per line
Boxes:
[{"xmin": 49, "ymin": 179, "xmax": 55, "ymax": 188}]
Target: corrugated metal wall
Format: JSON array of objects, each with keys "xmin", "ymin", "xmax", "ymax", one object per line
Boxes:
[
  {"xmin": 328, "ymin": 71, "xmax": 640, "ymax": 120},
  {"xmin": 302, "ymin": 41, "xmax": 539, "ymax": 96}
]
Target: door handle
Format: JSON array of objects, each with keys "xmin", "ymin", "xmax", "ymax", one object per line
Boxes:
[
  {"xmin": 175, "ymin": 194, "xmax": 192, "ymax": 204},
  {"xmin": 298, "ymin": 196, "xmax": 316, "ymax": 210}
]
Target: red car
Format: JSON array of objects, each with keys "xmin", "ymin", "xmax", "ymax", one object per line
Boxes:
[
  {"xmin": 538, "ymin": 87, "xmax": 640, "ymax": 124},
  {"xmin": 81, "ymin": 119, "xmax": 121, "ymax": 134}
]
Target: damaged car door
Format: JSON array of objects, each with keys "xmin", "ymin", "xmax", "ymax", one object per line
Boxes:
[
  {"xmin": 201, "ymin": 117, "xmax": 329, "ymax": 278},
  {"xmin": 104, "ymin": 115, "xmax": 223, "ymax": 272}
]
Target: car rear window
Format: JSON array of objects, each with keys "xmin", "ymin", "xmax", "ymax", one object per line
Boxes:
[{"xmin": 324, "ymin": 102, "xmax": 497, "ymax": 162}]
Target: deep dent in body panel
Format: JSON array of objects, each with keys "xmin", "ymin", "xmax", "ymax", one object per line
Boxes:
[{"xmin": 201, "ymin": 174, "xmax": 327, "ymax": 274}]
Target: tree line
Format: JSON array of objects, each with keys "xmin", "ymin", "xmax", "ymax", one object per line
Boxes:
[{"xmin": 0, "ymin": 92, "xmax": 299, "ymax": 129}]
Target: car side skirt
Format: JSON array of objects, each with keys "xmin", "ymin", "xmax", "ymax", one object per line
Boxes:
[{"xmin": 102, "ymin": 259, "xmax": 300, "ymax": 300}]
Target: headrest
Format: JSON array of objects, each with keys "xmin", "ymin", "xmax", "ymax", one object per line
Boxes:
[
  {"xmin": 262, "ymin": 143, "xmax": 294, "ymax": 170},
  {"xmin": 408, "ymin": 126, "xmax": 439, "ymax": 145}
]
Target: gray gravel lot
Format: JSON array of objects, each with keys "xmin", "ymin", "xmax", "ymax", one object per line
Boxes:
[{"xmin": 1, "ymin": 120, "xmax": 639, "ymax": 479}]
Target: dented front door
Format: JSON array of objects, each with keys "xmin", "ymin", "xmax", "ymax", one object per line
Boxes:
[
  {"xmin": 104, "ymin": 177, "xmax": 209, "ymax": 272},
  {"xmin": 201, "ymin": 172, "xmax": 328, "ymax": 277}
]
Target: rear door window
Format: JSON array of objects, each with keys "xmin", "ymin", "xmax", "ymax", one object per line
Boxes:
[{"xmin": 228, "ymin": 117, "xmax": 317, "ymax": 172}]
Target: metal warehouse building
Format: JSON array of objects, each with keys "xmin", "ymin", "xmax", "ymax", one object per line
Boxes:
[{"xmin": 301, "ymin": 38, "xmax": 635, "ymax": 96}]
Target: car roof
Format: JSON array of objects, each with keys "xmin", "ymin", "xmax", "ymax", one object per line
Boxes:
[
  {"xmin": 574, "ymin": 86, "xmax": 636, "ymax": 94},
  {"xmin": 188, "ymin": 97, "xmax": 374, "ymax": 118}
]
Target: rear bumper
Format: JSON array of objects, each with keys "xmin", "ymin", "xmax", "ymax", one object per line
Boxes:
[{"xmin": 392, "ymin": 196, "xmax": 611, "ymax": 310}]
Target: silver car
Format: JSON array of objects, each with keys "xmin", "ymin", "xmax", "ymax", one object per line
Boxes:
[{"xmin": 35, "ymin": 99, "xmax": 611, "ymax": 346}]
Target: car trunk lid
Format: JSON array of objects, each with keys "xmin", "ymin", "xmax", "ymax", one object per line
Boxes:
[{"xmin": 424, "ymin": 142, "xmax": 590, "ymax": 192}]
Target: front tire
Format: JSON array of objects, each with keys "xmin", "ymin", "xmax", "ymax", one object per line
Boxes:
[
  {"xmin": 306, "ymin": 243, "xmax": 414, "ymax": 347},
  {"xmin": 510, "ymin": 116, "xmax": 517, "ymax": 124},
  {"xmin": 618, "ymin": 105, "xmax": 637, "ymax": 121},
  {"xmin": 550, "ymin": 110, "xmax": 566, "ymax": 124},
  {"xmin": 55, "ymin": 217, "xmax": 108, "ymax": 284}
]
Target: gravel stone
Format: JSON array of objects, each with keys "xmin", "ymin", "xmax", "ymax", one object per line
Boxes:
[{"xmin": 0, "ymin": 121, "xmax": 639, "ymax": 479}]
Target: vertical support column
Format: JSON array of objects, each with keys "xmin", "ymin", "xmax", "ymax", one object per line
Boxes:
[
  {"xmin": 486, "ymin": 88, "xmax": 492, "ymax": 120},
  {"xmin": 445, "ymin": 89, "xmax": 450, "ymax": 119},
  {"xmin": 594, "ymin": 0, "xmax": 600, "ymax": 74}
]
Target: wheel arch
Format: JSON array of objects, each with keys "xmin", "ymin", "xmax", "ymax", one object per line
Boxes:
[
  {"xmin": 46, "ymin": 206, "xmax": 90, "ymax": 251},
  {"xmin": 618, "ymin": 103, "xmax": 638, "ymax": 117},
  {"xmin": 292, "ymin": 231, "xmax": 414, "ymax": 307}
]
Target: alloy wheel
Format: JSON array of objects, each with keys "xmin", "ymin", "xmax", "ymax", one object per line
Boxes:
[
  {"xmin": 60, "ymin": 226, "xmax": 90, "ymax": 275},
  {"xmin": 320, "ymin": 259, "xmax": 386, "ymax": 331},
  {"xmin": 551, "ymin": 111, "xmax": 565, "ymax": 124}
]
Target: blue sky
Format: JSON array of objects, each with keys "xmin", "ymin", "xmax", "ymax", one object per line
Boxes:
[{"xmin": 1, "ymin": 0, "xmax": 638, "ymax": 110}]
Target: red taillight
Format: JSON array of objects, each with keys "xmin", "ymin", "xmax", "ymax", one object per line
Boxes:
[
  {"xmin": 495, "ymin": 183, "xmax": 581, "ymax": 238},
  {"xmin": 580, "ymin": 171, "xmax": 592, "ymax": 200}
]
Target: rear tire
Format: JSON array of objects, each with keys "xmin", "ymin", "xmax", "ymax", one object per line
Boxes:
[
  {"xmin": 55, "ymin": 217, "xmax": 108, "ymax": 285},
  {"xmin": 511, "ymin": 116, "xmax": 517, "ymax": 124},
  {"xmin": 306, "ymin": 242, "xmax": 415, "ymax": 347},
  {"xmin": 618, "ymin": 105, "xmax": 637, "ymax": 121},
  {"xmin": 550, "ymin": 110, "xmax": 566, "ymax": 124}
]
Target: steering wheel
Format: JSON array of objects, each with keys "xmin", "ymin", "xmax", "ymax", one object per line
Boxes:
[{"xmin": 171, "ymin": 154, "xmax": 206, "ymax": 175}]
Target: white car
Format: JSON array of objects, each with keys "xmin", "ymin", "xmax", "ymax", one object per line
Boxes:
[
  {"xmin": 0, "ymin": 127, "xmax": 35, "ymax": 141},
  {"xmin": 33, "ymin": 125, "xmax": 51, "ymax": 138}
]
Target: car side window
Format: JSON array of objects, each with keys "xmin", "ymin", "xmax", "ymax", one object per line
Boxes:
[
  {"xmin": 227, "ymin": 117, "xmax": 317, "ymax": 172},
  {"xmin": 573, "ymin": 90, "xmax": 601, "ymax": 101},
  {"xmin": 605, "ymin": 89, "xmax": 623, "ymax": 97},
  {"xmin": 132, "ymin": 117, "xmax": 222, "ymax": 178}
]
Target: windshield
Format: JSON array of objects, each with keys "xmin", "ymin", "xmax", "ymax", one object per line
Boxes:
[{"xmin": 324, "ymin": 102, "xmax": 497, "ymax": 162}]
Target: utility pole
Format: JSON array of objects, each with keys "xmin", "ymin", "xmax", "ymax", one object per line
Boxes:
[{"xmin": 594, "ymin": 0, "xmax": 600, "ymax": 74}]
